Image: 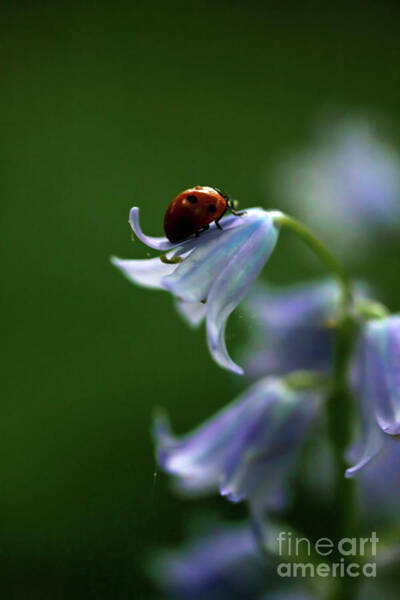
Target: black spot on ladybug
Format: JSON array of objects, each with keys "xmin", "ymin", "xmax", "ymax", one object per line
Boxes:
[
  {"xmin": 187, "ymin": 195, "xmax": 197, "ymax": 204},
  {"xmin": 208, "ymin": 204, "xmax": 217, "ymax": 213}
]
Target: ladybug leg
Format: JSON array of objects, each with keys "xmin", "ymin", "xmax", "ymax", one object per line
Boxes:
[
  {"xmin": 230, "ymin": 207, "xmax": 246, "ymax": 216},
  {"xmin": 195, "ymin": 224, "xmax": 210, "ymax": 237},
  {"xmin": 215, "ymin": 219, "xmax": 223, "ymax": 230}
]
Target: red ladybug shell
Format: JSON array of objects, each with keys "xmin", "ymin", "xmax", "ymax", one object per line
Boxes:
[{"xmin": 164, "ymin": 186, "xmax": 227, "ymax": 243}]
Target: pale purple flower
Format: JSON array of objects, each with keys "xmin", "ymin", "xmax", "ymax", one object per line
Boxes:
[
  {"xmin": 154, "ymin": 377, "xmax": 320, "ymax": 535},
  {"xmin": 112, "ymin": 207, "xmax": 279, "ymax": 375},
  {"xmin": 241, "ymin": 279, "xmax": 370, "ymax": 379},
  {"xmin": 346, "ymin": 315, "xmax": 400, "ymax": 477},
  {"xmin": 270, "ymin": 117, "xmax": 400, "ymax": 257},
  {"xmin": 150, "ymin": 522, "xmax": 266, "ymax": 600},
  {"xmin": 150, "ymin": 521, "xmax": 315, "ymax": 600},
  {"xmin": 241, "ymin": 279, "xmax": 338, "ymax": 378},
  {"xmin": 262, "ymin": 593, "xmax": 315, "ymax": 600},
  {"xmin": 358, "ymin": 437, "xmax": 400, "ymax": 521}
]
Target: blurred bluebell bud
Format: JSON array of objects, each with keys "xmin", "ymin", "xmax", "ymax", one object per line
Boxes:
[
  {"xmin": 269, "ymin": 117, "xmax": 400, "ymax": 258},
  {"xmin": 241, "ymin": 279, "xmax": 368, "ymax": 379},
  {"xmin": 150, "ymin": 521, "xmax": 316, "ymax": 600}
]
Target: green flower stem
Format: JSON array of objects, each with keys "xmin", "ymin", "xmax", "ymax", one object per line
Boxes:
[
  {"xmin": 355, "ymin": 299, "xmax": 390, "ymax": 320},
  {"xmin": 326, "ymin": 314, "xmax": 359, "ymax": 600},
  {"xmin": 284, "ymin": 370, "xmax": 330, "ymax": 391},
  {"xmin": 272, "ymin": 212, "xmax": 352, "ymax": 308},
  {"xmin": 272, "ymin": 211, "xmax": 358, "ymax": 600}
]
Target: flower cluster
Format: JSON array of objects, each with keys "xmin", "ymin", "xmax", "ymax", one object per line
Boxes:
[{"xmin": 112, "ymin": 156, "xmax": 400, "ymax": 597}]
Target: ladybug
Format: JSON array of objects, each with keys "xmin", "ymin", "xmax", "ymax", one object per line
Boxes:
[{"xmin": 164, "ymin": 185, "xmax": 242, "ymax": 243}]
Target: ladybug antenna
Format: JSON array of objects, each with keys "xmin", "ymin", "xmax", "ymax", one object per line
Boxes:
[{"xmin": 212, "ymin": 187, "xmax": 246, "ymax": 216}]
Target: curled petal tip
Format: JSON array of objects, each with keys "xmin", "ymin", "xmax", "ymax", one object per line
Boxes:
[
  {"xmin": 381, "ymin": 423, "xmax": 400, "ymax": 435},
  {"xmin": 233, "ymin": 366, "xmax": 245, "ymax": 376},
  {"xmin": 225, "ymin": 363, "xmax": 245, "ymax": 376},
  {"xmin": 129, "ymin": 206, "xmax": 175, "ymax": 251},
  {"xmin": 345, "ymin": 462, "xmax": 369, "ymax": 478},
  {"xmin": 345, "ymin": 467, "xmax": 356, "ymax": 479},
  {"xmin": 345, "ymin": 428, "xmax": 385, "ymax": 478},
  {"xmin": 207, "ymin": 332, "xmax": 244, "ymax": 375}
]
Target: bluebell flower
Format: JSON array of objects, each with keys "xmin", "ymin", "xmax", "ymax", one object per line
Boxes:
[
  {"xmin": 358, "ymin": 437, "xmax": 400, "ymax": 521},
  {"xmin": 154, "ymin": 377, "xmax": 320, "ymax": 534},
  {"xmin": 150, "ymin": 522, "xmax": 266, "ymax": 600},
  {"xmin": 241, "ymin": 279, "xmax": 339, "ymax": 378},
  {"xmin": 150, "ymin": 521, "xmax": 315, "ymax": 600},
  {"xmin": 270, "ymin": 117, "xmax": 400, "ymax": 257},
  {"xmin": 346, "ymin": 315, "xmax": 400, "ymax": 477},
  {"xmin": 112, "ymin": 207, "xmax": 279, "ymax": 374},
  {"xmin": 261, "ymin": 593, "xmax": 315, "ymax": 600},
  {"xmin": 241, "ymin": 279, "xmax": 370, "ymax": 379}
]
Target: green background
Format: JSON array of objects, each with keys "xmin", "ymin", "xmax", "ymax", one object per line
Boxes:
[{"xmin": 2, "ymin": 1, "xmax": 400, "ymax": 597}]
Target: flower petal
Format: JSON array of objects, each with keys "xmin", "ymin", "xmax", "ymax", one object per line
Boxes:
[
  {"xmin": 242, "ymin": 279, "xmax": 370, "ymax": 379},
  {"xmin": 221, "ymin": 382, "xmax": 319, "ymax": 502},
  {"xmin": 247, "ymin": 279, "xmax": 339, "ymax": 330},
  {"xmin": 129, "ymin": 206, "xmax": 177, "ymax": 251},
  {"xmin": 241, "ymin": 280, "xmax": 337, "ymax": 378},
  {"xmin": 366, "ymin": 316, "xmax": 400, "ymax": 435},
  {"xmin": 175, "ymin": 300, "xmax": 206, "ymax": 327},
  {"xmin": 153, "ymin": 377, "xmax": 279, "ymax": 494},
  {"xmin": 346, "ymin": 333, "xmax": 387, "ymax": 477},
  {"xmin": 162, "ymin": 209, "xmax": 269, "ymax": 303},
  {"xmin": 153, "ymin": 376, "xmax": 318, "ymax": 508},
  {"xmin": 206, "ymin": 213, "xmax": 279, "ymax": 375},
  {"xmin": 354, "ymin": 434, "xmax": 400, "ymax": 518},
  {"xmin": 345, "ymin": 423, "xmax": 386, "ymax": 478},
  {"xmin": 129, "ymin": 206, "xmax": 245, "ymax": 252},
  {"xmin": 149, "ymin": 523, "xmax": 264, "ymax": 600},
  {"xmin": 111, "ymin": 255, "xmax": 176, "ymax": 289}
]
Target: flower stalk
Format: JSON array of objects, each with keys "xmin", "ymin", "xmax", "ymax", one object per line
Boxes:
[
  {"xmin": 272, "ymin": 211, "xmax": 360, "ymax": 599},
  {"xmin": 326, "ymin": 314, "xmax": 360, "ymax": 600},
  {"xmin": 284, "ymin": 370, "xmax": 330, "ymax": 391},
  {"xmin": 272, "ymin": 212, "xmax": 353, "ymax": 308}
]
